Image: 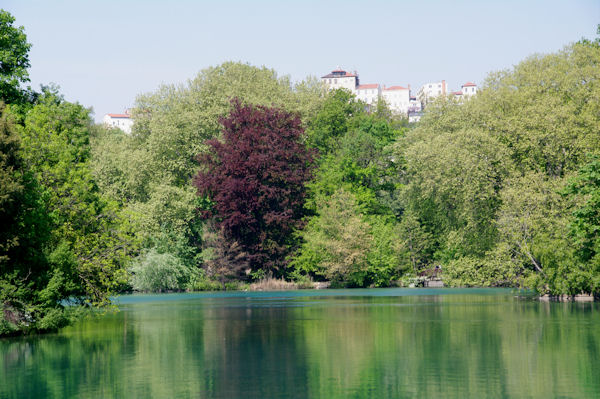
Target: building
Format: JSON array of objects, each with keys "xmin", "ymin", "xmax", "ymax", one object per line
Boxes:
[
  {"xmin": 408, "ymin": 111, "xmax": 423, "ymax": 123},
  {"xmin": 321, "ymin": 68, "xmax": 359, "ymax": 92},
  {"xmin": 103, "ymin": 111, "xmax": 133, "ymax": 134},
  {"xmin": 382, "ymin": 86, "xmax": 410, "ymax": 115},
  {"xmin": 408, "ymin": 95, "xmax": 422, "ymax": 113},
  {"xmin": 461, "ymin": 82, "xmax": 477, "ymax": 97},
  {"xmin": 356, "ymin": 83, "xmax": 380, "ymax": 106},
  {"xmin": 417, "ymin": 80, "xmax": 448, "ymax": 106}
]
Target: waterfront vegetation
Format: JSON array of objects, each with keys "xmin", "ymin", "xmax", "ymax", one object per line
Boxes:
[{"xmin": 1, "ymin": 9, "xmax": 600, "ymax": 335}]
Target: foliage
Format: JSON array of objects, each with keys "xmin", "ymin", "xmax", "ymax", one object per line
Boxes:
[
  {"xmin": 1, "ymin": 87, "xmax": 135, "ymax": 335},
  {"xmin": 292, "ymin": 92, "xmax": 406, "ymax": 287},
  {"xmin": 0, "ymin": 103, "xmax": 55, "ymax": 335},
  {"xmin": 91, "ymin": 62, "xmax": 325, "ymax": 272},
  {"xmin": 129, "ymin": 249, "xmax": 195, "ymax": 292},
  {"xmin": 395, "ymin": 38, "xmax": 600, "ymax": 295},
  {"xmin": 200, "ymin": 220, "xmax": 250, "ymax": 283},
  {"xmin": 292, "ymin": 189, "xmax": 373, "ymax": 287},
  {"xmin": 17, "ymin": 88, "xmax": 133, "ymax": 306},
  {"xmin": 305, "ymin": 89, "xmax": 363, "ymax": 155},
  {"xmin": 0, "ymin": 10, "xmax": 32, "ymax": 104},
  {"xmin": 401, "ymin": 128, "xmax": 512, "ymax": 259},
  {"xmin": 195, "ymin": 100, "xmax": 314, "ymax": 275},
  {"xmin": 565, "ymin": 158, "xmax": 600, "ymax": 263}
]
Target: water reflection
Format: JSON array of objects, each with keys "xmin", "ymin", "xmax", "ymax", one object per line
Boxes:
[{"xmin": 1, "ymin": 290, "xmax": 598, "ymax": 398}]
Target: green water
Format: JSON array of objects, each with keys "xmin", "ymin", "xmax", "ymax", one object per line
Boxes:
[{"xmin": 1, "ymin": 288, "xmax": 598, "ymax": 398}]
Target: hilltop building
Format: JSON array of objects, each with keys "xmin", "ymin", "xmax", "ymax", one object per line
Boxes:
[
  {"xmin": 417, "ymin": 80, "xmax": 448, "ymax": 106},
  {"xmin": 103, "ymin": 111, "xmax": 133, "ymax": 134},
  {"xmin": 356, "ymin": 83, "xmax": 380, "ymax": 106},
  {"xmin": 321, "ymin": 68, "xmax": 359, "ymax": 92},
  {"xmin": 453, "ymin": 82, "xmax": 478, "ymax": 101},
  {"xmin": 321, "ymin": 68, "xmax": 477, "ymax": 120},
  {"xmin": 382, "ymin": 86, "xmax": 410, "ymax": 114},
  {"xmin": 461, "ymin": 82, "xmax": 477, "ymax": 97},
  {"xmin": 321, "ymin": 68, "xmax": 411, "ymax": 116}
]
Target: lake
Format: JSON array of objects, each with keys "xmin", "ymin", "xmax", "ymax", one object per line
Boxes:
[{"xmin": 1, "ymin": 288, "xmax": 598, "ymax": 398}]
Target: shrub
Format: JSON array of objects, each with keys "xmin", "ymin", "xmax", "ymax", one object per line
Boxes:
[{"xmin": 129, "ymin": 249, "xmax": 194, "ymax": 292}]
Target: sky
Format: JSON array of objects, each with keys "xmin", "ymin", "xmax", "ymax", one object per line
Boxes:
[{"xmin": 3, "ymin": 0, "xmax": 600, "ymax": 122}]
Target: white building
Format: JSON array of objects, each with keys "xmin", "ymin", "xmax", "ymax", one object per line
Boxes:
[
  {"xmin": 382, "ymin": 86, "xmax": 410, "ymax": 115},
  {"xmin": 408, "ymin": 95, "xmax": 422, "ymax": 113},
  {"xmin": 452, "ymin": 91, "xmax": 463, "ymax": 101},
  {"xmin": 461, "ymin": 82, "xmax": 477, "ymax": 97},
  {"xmin": 103, "ymin": 111, "xmax": 133, "ymax": 134},
  {"xmin": 356, "ymin": 83, "xmax": 380, "ymax": 106},
  {"xmin": 321, "ymin": 68, "xmax": 359, "ymax": 92},
  {"xmin": 417, "ymin": 80, "xmax": 448, "ymax": 106},
  {"xmin": 408, "ymin": 112, "xmax": 423, "ymax": 123}
]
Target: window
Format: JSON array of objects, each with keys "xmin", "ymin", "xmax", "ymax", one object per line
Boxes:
[{"xmin": 334, "ymin": 79, "xmax": 337, "ymax": 84}]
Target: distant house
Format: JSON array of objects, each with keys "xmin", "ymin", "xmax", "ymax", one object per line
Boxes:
[
  {"xmin": 356, "ymin": 83, "xmax": 380, "ymax": 106},
  {"xmin": 321, "ymin": 68, "xmax": 359, "ymax": 92},
  {"xmin": 461, "ymin": 82, "xmax": 477, "ymax": 97},
  {"xmin": 103, "ymin": 111, "xmax": 133, "ymax": 134},
  {"xmin": 408, "ymin": 96, "xmax": 422, "ymax": 113},
  {"xmin": 417, "ymin": 80, "xmax": 448, "ymax": 106},
  {"xmin": 382, "ymin": 86, "xmax": 410, "ymax": 115}
]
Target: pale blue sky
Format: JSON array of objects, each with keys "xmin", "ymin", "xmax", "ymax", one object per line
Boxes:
[{"xmin": 3, "ymin": 0, "xmax": 599, "ymax": 121}]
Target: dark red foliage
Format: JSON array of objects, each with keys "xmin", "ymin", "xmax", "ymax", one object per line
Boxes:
[{"xmin": 194, "ymin": 100, "xmax": 315, "ymax": 273}]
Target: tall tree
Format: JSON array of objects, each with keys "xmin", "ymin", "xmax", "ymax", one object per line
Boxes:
[
  {"xmin": 194, "ymin": 100, "xmax": 314, "ymax": 275},
  {"xmin": 0, "ymin": 10, "xmax": 32, "ymax": 104}
]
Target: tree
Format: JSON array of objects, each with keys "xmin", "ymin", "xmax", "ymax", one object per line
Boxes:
[
  {"xmin": 0, "ymin": 10, "xmax": 32, "ymax": 104},
  {"xmin": 194, "ymin": 100, "xmax": 314, "ymax": 275},
  {"xmin": 91, "ymin": 62, "xmax": 325, "ymax": 269},
  {"xmin": 566, "ymin": 158, "xmax": 600, "ymax": 263},
  {"xmin": 400, "ymin": 128, "xmax": 512, "ymax": 259},
  {"xmin": 397, "ymin": 37, "xmax": 600, "ymax": 294},
  {"xmin": 0, "ymin": 102, "xmax": 55, "ymax": 335},
  {"xmin": 16, "ymin": 89, "xmax": 132, "ymax": 309},
  {"xmin": 291, "ymin": 189, "xmax": 373, "ymax": 286}
]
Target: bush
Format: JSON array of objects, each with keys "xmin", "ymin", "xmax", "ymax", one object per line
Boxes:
[{"xmin": 129, "ymin": 249, "xmax": 195, "ymax": 292}]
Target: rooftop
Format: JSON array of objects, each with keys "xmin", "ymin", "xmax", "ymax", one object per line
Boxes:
[
  {"xmin": 384, "ymin": 86, "xmax": 409, "ymax": 91},
  {"xmin": 357, "ymin": 84, "xmax": 379, "ymax": 90},
  {"xmin": 106, "ymin": 113, "xmax": 131, "ymax": 118},
  {"xmin": 462, "ymin": 82, "xmax": 477, "ymax": 87},
  {"xmin": 321, "ymin": 69, "xmax": 357, "ymax": 79}
]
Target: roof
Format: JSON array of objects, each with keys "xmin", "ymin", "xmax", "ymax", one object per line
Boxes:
[
  {"xmin": 106, "ymin": 113, "xmax": 131, "ymax": 118},
  {"xmin": 321, "ymin": 70, "xmax": 357, "ymax": 79},
  {"xmin": 383, "ymin": 86, "xmax": 409, "ymax": 91},
  {"xmin": 453, "ymin": 91, "xmax": 463, "ymax": 95},
  {"xmin": 357, "ymin": 84, "xmax": 379, "ymax": 90},
  {"xmin": 462, "ymin": 82, "xmax": 476, "ymax": 87}
]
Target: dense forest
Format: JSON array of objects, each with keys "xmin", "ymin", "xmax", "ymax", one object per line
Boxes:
[{"xmin": 1, "ymin": 10, "xmax": 599, "ymax": 335}]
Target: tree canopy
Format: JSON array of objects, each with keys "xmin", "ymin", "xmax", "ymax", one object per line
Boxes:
[{"xmin": 195, "ymin": 100, "xmax": 315, "ymax": 275}]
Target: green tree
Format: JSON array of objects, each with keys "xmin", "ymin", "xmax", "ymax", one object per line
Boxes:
[
  {"xmin": 0, "ymin": 103, "xmax": 58, "ymax": 335},
  {"xmin": 400, "ymin": 128, "xmax": 512, "ymax": 259},
  {"xmin": 292, "ymin": 189, "xmax": 373, "ymax": 287},
  {"xmin": 0, "ymin": 10, "xmax": 32, "ymax": 104},
  {"xmin": 91, "ymin": 62, "xmax": 325, "ymax": 272},
  {"xmin": 17, "ymin": 89, "xmax": 132, "ymax": 307},
  {"xmin": 398, "ymin": 37, "xmax": 600, "ymax": 295},
  {"xmin": 566, "ymin": 158, "xmax": 600, "ymax": 263}
]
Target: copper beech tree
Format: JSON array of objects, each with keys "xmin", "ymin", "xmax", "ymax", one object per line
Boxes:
[{"xmin": 194, "ymin": 100, "xmax": 315, "ymax": 276}]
